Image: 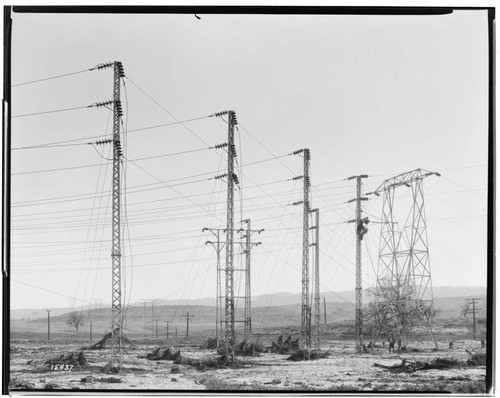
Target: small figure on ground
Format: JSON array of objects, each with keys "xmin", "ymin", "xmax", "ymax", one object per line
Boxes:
[
  {"xmin": 388, "ymin": 333, "xmax": 396, "ymax": 353},
  {"xmin": 449, "ymin": 341, "xmax": 454, "ymax": 349}
]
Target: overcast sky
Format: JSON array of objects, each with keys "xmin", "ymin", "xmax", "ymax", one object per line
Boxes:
[{"xmin": 9, "ymin": 9, "xmax": 489, "ymax": 315}]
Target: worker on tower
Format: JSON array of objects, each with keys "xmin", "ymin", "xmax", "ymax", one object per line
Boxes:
[{"xmin": 357, "ymin": 217, "xmax": 370, "ymax": 240}]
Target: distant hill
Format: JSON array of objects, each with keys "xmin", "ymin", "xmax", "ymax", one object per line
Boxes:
[{"xmin": 11, "ymin": 285, "xmax": 486, "ymax": 321}]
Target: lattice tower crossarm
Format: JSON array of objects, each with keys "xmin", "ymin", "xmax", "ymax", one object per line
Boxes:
[{"xmin": 110, "ymin": 61, "xmax": 125, "ymax": 370}]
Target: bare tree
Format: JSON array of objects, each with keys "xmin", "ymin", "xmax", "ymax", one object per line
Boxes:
[
  {"xmin": 66, "ymin": 311, "xmax": 84, "ymax": 333},
  {"xmin": 366, "ymin": 279, "xmax": 434, "ymax": 349}
]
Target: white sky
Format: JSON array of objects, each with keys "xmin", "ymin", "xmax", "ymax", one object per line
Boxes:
[{"xmin": 9, "ymin": 9, "xmax": 489, "ymax": 311}]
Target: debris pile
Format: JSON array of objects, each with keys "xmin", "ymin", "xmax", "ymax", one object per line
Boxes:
[
  {"xmin": 145, "ymin": 346, "xmax": 181, "ymax": 361},
  {"xmin": 287, "ymin": 349, "xmax": 330, "ymax": 361},
  {"xmin": 373, "ymin": 357, "xmax": 463, "ymax": 373},
  {"xmin": 86, "ymin": 331, "xmax": 134, "ymax": 350},
  {"xmin": 267, "ymin": 334, "xmax": 299, "ymax": 354},
  {"xmin": 234, "ymin": 340, "xmax": 265, "ymax": 356},
  {"xmin": 200, "ymin": 338, "xmax": 218, "ymax": 349},
  {"xmin": 9, "ymin": 379, "xmax": 35, "ymax": 390},
  {"xmin": 173, "ymin": 356, "xmax": 223, "ymax": 371},
  {"xmin": 44, "ymin": 351, "xmax": 87, "ymax": 369},
  {"xmin": 466, "ymin": 350, "xmax": 486, "ymax": 366}
]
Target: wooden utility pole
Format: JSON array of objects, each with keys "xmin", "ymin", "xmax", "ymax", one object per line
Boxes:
[
  {"xmin": 181, "ymin": 312, "xmax": 195, "ymax": 340},
  {"xmin": 46, "ymin": 310, "xmax": 51, "ymax": 342},
  {"xmin": 155, "ymin": 318, "xmax": 159, "ymax": 339},
  {"xmin": 466, "ymin": 298, "xmax": 481, "ymax": 339},
  {"xmin": 323, "ymin": 297, "xmax": 327, "ymax": 324},
  {"xmin": 90, "ymin": 320, "xmax": 93, "ymax": 342},
  {"xmin": 166, "ymin": 320, "xmax": 172, "ymax": 340}
]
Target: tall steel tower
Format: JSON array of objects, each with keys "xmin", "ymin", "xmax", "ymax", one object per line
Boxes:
[
  {"xmin": 292, "ymin": 148, "xmax": 312, "ymax": 349},
  {"xmin": 241, "ymin": 219, "xmax": 263, "ymax": 342},
  {"xmin": 225, "ymin": 110, "xmax": 238, "ymax": 359},
  {"xmin": 310, "ymin": 208, "xmax": 320, "ymax": 350},
  {"xmin": 203, "ymin": 228, "xmax": 226, "ymax": 341},
  {"xmin": 373, "ymin": 169, "xmax": 440, "ymax": 345},
  {"xmin": 347, "ymin": 175, "xmax": 369, "ymax": 352},
  {"xmin": 374, "ymin": 169, "xmax": 439, "ymax": 304},
  {"xmin": 110, "ymin": 61, "xmax": 125, "ymax": 370}
]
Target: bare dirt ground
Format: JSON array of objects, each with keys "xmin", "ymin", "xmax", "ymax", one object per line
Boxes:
[{"xmin": 9, "ymin": 337, "xmax": 486, "ymax": 393}]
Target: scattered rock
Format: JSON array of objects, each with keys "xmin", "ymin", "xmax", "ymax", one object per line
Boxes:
[
  {"xmin": 27, "ymin": 360, "xmax": 33, "ymax": 365},
  {"xmin": 44, "ymin": 382, "xmax": 61, "ymax": 389},
  {"xmin": 264, "ymin": 379, "xmax": 281, "ymax": 385},
  {"xmin": 100, "ymin": 377, "xmax": 122, "ymax": 383},
  {"xmin": 81, "ymin": 376, "xmax": 94, "ymax": 383},
  {"xmin": 170, "ymin": 365, "xmax": 180, "ymax": 374},
  {"xmin": 39, "ymin": 378, "xmax": 46, "ymax": 383},
  {"xmin": 171, "ymin": 377, "xmax": 178, "ymax": 382},
  {"xmin": 12, "ymin": 381, "xmax": 35, "ymax": 389}
]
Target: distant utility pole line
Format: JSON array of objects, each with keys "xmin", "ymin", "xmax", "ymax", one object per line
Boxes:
[
  {"xmin": 291, "ymin": 148, "xmax": 312, "ymax": 350},
  {"xmin": 203, "ymin": 227, "xmax": 226, "ymax": 342},
  {"xmin": 165, "ymin": 320, "xmax": 172, "ymax": 340},
  {"xmin": 466, "ymin": 298, "xmax": 481, "ymax": 339},
  {"xmin": 181, "ymin": 312, "xmax": 195, "ymax": 340},
  {"xmin": 141, "ymin": 298, "xmax": 155, "ymax": 337},
  {"xmin": 347, "ymin": 174, "xmax": 369, "ymax": 353}
]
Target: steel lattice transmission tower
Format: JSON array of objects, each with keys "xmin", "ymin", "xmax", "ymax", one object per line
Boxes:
[
  {"xmin": 347, "ymin": 175, "xmax": 369, "ymax": 352},
  {"xmin": 291, "ymin": 148, "xmax": 312, "ymax": 350},
  {"xmin": 241, "ymin": 219, "xmax": 263, "ymax": 342},
  {"xmin": 110, "ymin": 61, "xmax": 125, "ymax": 370},
  {"xmin": 310, "ymin": 208, "xmax": 320, "ymax": 350},
  {"xmin": 225, "ymin": 110, "xmax": 238, "ymax": 359},
  {"xmin": 372, "ymin": 169, "xmax": 440, "ymax": 345},
  {"xmin": 203, "ymin": 228, "xmax": 226, "ymax": 342}
]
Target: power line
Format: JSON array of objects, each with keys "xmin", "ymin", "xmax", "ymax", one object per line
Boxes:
[
  {"xmin": 11, "ymin": 115, "xmax": 213, "ymax": 150},
  {"xmin": 125, "ymin": 76, "xmax": 212, "ymax": 147},
  {"xmin": 11, "ymin": 68, "xmax": 91, "ymax": 87},
  {"xmin": 11, "ymin": 105, "xmax": 91, "ymax": 119}
]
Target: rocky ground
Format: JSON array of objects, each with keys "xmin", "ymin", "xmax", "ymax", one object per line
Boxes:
[{"xmin": 8, "ymin": 337, "xmax": 487, "ymax": 393}]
